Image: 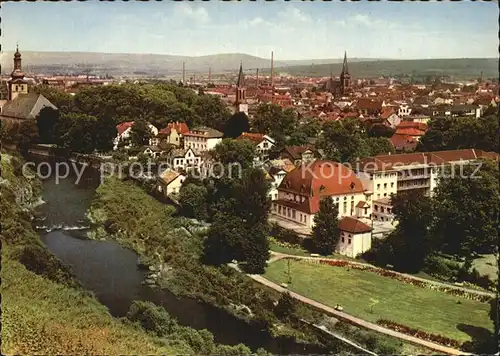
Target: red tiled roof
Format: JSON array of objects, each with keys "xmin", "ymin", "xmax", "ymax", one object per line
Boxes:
[
  {"xmin": 388, "ymin": 134, "xmax": 417, "ymax": 152},
  {"xmin": 396, "ymin": 121, "xmax": 428, "ymax": 131},
  {"xmin": 116, "ymin": 121, "xmax": 134, "ymax": 136},
  {"xmin": 281, "ymin": 145, "xmax": 316, "ymax": 160},
  {"xmin": 339, "ymin": 216, "xmax": 372, "ymax": 234},
  {"xmin": 356, "ymin": 99, "xmax": 383, "ymax": 111},
  {"xmin": 380, "ymin": 107, "xmax": 396, "ymax": 120},
  {"xmin": 278, "ymin": 160, "xmax": 365, "ymax": 214},
  {"xmin": 357, "ymin": 149, "xmax": 499, "ymax": 173},
  {"xmin": 237, "ymin": 132, "xmax": 265, "ymax": 144},
  {"xmin": 159, "ymin": 122, "xmax": 189, "ymax": 135},
  {"xmin": 395, "ymin": 128, "xmax": 425, "ymax": 136}
]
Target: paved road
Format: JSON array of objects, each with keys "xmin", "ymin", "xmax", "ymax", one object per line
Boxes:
[
  {"xmin": 250, "ymin": 273, "xmax": 468, "ymax": 356},
  {"xmin": 270, "ymin": 252, "xmax": 495, "ymax": 298}
]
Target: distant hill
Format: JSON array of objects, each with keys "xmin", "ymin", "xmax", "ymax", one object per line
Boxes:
[
  {"xmin": 0, "ymin": 51, "xmax": 495, "ymax": 80},
  {"xmin": 272, "ymin": 58, "xmax": 498, "ymax": 80},
  {"xmin": 0, "ymin": 51, "xmax": 382, "ymax": 77}
]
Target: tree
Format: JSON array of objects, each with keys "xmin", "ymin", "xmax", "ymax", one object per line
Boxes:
[
  {"xmin": 193, "ymin": 94, "xmax": 231, "ymax": 131},
  {"xmin": 31, "ymin": 85, "xmax": 74, "ymax": 113},
  {"xmin": 274, "ymin": 292, "xmax": 297, "ymax": 320},
  {"xmin": 367, "ymin": 124, "xmax": 395, "ymax": 138},
  {"xmin": 287, "ymin": 131, "xmax": 309, "ymax": 146},
  {"xmin": 387, "ymin": 191, "xmax": 433, "ymax": 272},
  {"xmin": 366, "ymin": 137, "xmax": 395, "ymax": 156},
  {"xmin": 317, "ymin": 118, "xmax": 369, "ymax": 163},
  {"xmin": 126, "ymin": 300, "xmax": 176, "ymax": 337},
  {"xmin": 210, "ymin": 139, "xmax": 256, "ymax": 170},
  {"xmin": 36, "ymin": 107, "xmax": 60, "ymax": 143},
  {"xmin": 224, "ymin": 112, "xmax": 249, "ymax": 139},
  {"xmin": 129, "ymin": 119, "xmax": 153, "ymax": 147},
  {"xmin": 431, "ymin": 160, "xmax": 499, "ymax": 256},
  {"xmin": 179, "ymin": 183, "xmax": 209, "ymax": 221},
  {"xmin": 312, "ymin": 198, "xmax": 340, "ymax": 255},
  {"xmin": 14, "ymin": 120, "xmax": 39, "ymax": 148},
  {"xmin": 417, "ymin": 115, "xmax": 498, "ymax": 153},
  {"xmin": 203, "ymin": 214, "xmax": 247, "ymax": 265}
]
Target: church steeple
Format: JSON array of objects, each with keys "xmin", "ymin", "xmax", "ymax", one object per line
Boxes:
[
  {"xmin": 340, "ymin": 50, "xmax": 351, "ymax": 95},
  {"xmin": 9, "ymin": 44, "xmax": 28, "ymax": 101},
  {"xmin": 236, "ymin": 62, "xmax": 245, "ymax": 88},
  {"xmin": 341, "ymin": 51, "xmax": 349, "ymax": 75},
  {"xmin": 234, "ymin": 62, "xmax": 248, "ymax": 115}
]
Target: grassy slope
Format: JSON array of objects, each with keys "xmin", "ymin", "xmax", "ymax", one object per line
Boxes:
[
  {"xmin": 0, "ymin": 153, "xmax": 189, "ymax": 355},
  {"xmin": 265, "ymin": 259, "xmax": 492, "ymax": 343},
  {"xmin": 1, "ymin": 259, "xmax": 184, "ymax": 355}
]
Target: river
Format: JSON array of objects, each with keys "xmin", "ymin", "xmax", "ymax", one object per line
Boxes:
[{"xmin": 32, "ymin": 156, "xmax": 329, "ymax": 354}]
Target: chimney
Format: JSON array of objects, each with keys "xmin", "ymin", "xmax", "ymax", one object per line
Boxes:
[
  {"xmin": 182, "ymin": 61, "xmax": 186, "ymax": 84},
  {"xmin": 270, "ymin": 51, "xmax": 274, "ymax": 92}
]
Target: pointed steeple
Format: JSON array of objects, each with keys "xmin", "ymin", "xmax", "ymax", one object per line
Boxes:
[
  {"xmin": 341, "ymin": 51, "xmax": 349, "ymax": 75},
  {"xmin": 236, "ymin": 62, "xmax": 245, "ymax": 87}
]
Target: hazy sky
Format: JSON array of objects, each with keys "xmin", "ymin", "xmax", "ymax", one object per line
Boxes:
[{"xmin": 1, "ymin": 1, "xmax": 497, "ymax": 60}]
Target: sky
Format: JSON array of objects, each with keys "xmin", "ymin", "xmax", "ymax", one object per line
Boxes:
[{"xmin": 1, "ymin": 0, "xmax": 498, "ymax": 60}]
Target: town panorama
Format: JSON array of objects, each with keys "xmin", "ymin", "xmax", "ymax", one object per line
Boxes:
[{"xmin": 0, "ymin": 1, "xmax": 498, "ymax": 355}]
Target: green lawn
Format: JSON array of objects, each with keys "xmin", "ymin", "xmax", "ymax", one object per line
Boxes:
[
  {"xmin": 472, "ymin": 254, "xmax": 498, "ymax": 282},
  {"xmin": 265, "ymin": 259, "xmax": 493, "ymax": 343}
]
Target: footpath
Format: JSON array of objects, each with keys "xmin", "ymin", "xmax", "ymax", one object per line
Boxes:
[{"xmin": 250, "ymin": 273, "xmax": 469, "ymax": 356}]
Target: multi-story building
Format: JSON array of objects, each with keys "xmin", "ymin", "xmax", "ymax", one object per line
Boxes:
[
  {"xmin": 356, "ymin": 149, "xmax": 498, "ymax": 198},
  {"xmin": 271, "ymin": 160, "xmax": 372, "ymax": 229},
  {"xmin": 183, "ymin": 126, "xmax": 223, "ymax": 152}
]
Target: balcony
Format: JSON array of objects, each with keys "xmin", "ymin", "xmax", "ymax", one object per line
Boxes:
[{"xmin": 398, "ymin": 181, "xmax": 430, "ymax": 190}]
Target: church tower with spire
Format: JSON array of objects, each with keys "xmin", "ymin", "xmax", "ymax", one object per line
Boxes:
[
  {"xmin": 9, "ymin": 44, "xmax": 29, "ymax": 101},
  {"xmin": 339, "ymin": 51, "xmax": 351, "ymax": 95},
  {"xmin": 234, "ymin": 63, "xmax": 248, "ymax": 115}
]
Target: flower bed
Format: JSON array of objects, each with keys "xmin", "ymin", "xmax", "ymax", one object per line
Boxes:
[
  {"xmin": 377, "ymin": 319, "xmax": 463, "ymax": 349},
  {"xmin": 294, "ymin": 258, "xmax": 492, "ymax": 303}
]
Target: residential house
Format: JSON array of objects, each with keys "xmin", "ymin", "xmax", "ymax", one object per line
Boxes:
[
  {"xmin": 183, "ymin": 126, "xmax": 223, "ymax": 152},
  {"xmin": 449, "ymin": 104, "xmax": 481, "ymax": 118},
  {"xmin": 388, "ymin": 134, "xmax": 418, "ymax": 153},
  {"xmin": 271, "ymin": 160, "xmax": 372, "ymax": 229},
  {"xmin": 279, "ymin": 145, "xmax": 319, "ymax": 166},
  {"xmin": 379, "ymin": 107, "xmax": 401, "ymax": 128},
  {"xmin": 166, "ymin": 147, "xmax": 202, "ymax": 172},
  {"xmin": 266, "ymin": 166, "xmax": 288, "ymax": 201},
  {"xmin": 113, "ymin": 121, "xmax": 159, "ymax": 150},
  {"xmin": 356, "ymin": 98, "xmax": 384, "ymax": 116},
  {"xmin": 156, "ymin": 169, "xmax": 186, "ymax": 197},
  {"xmin": 394, "ymin": 127, "xmax": 425, "ymax": 141},
  {"xmin": 158, "ymin": 121, "xmax": 189, "ymax": 147},
  {"xmin": 236, "ymin": 132, "xmax": 276, "ymax": 161},
  {"xmin": 337, "ymin": 217, "xmax": 372, "ymax": 258}
]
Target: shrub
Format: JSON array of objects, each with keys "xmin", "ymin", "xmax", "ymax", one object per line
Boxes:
[
  {"xmin": 270, "ymin": 224, "xmax": 302, "ymax": 245},
  {"xmin": 377, "ymin": 319, "xmax": 462, "ymax": 348},
  {"xmin": 126, "ymin": 300, "xmax": 176, "ymax": 337},
  {"xmin": 10, "ymin": 244, "xmax": 77, "ymax": 287},
  {"xmin": 275, "ymin": 292, "xmax": 297, "ymax": 320},
  {"xmin": 423, "ymin": 255, "xmax": 460, "ymax": 281}
]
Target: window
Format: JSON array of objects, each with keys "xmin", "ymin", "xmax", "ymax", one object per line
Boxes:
[
  {"xmin": 377, "ymin": 184, "xmax": 380, "ymax": 189},
  {"xmin": 384, "ymin": 183, "xmax": 387, "ymax": 189},
  {"xmin": 384, "ymin": 193, "xmax": 387, "ymax": 197},
  {"xmin": 343, "ymin": 202, "xmax": 347, "ymax": 213},
  {"xmin": 342, "ymin": 237, "xmax": 345, "ymax": 243},
  {"xmin": 292, "ymin": 210, "xmax": 296, "ymax": 219},
  {"xmin": 391, "ymin": 182, "xmax": 394, "ymax": 188},
  {"xmin": 348, "ymin": 239, "xmax": 351, "ymax": 244}
]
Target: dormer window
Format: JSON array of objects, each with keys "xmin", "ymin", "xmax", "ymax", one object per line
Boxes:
[
  {"xmin": 350, "ymin": 182, "xmax": 356, "ymax": 190},
  {"xmin": 319, "ymin": 184, "xmax": 326, "ymax": 192}
]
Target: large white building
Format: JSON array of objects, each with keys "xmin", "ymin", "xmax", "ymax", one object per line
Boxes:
[
  {"xmin": 114, "ymin": 121, "xmax": 159, "ymax": 150},
  {"xmin": 271, "ymin": 160, "xmax": 373, "ymax": 229},
  {"xmin": 183, "ymin": 127, "xmax": 223, "ymax": 152}
]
